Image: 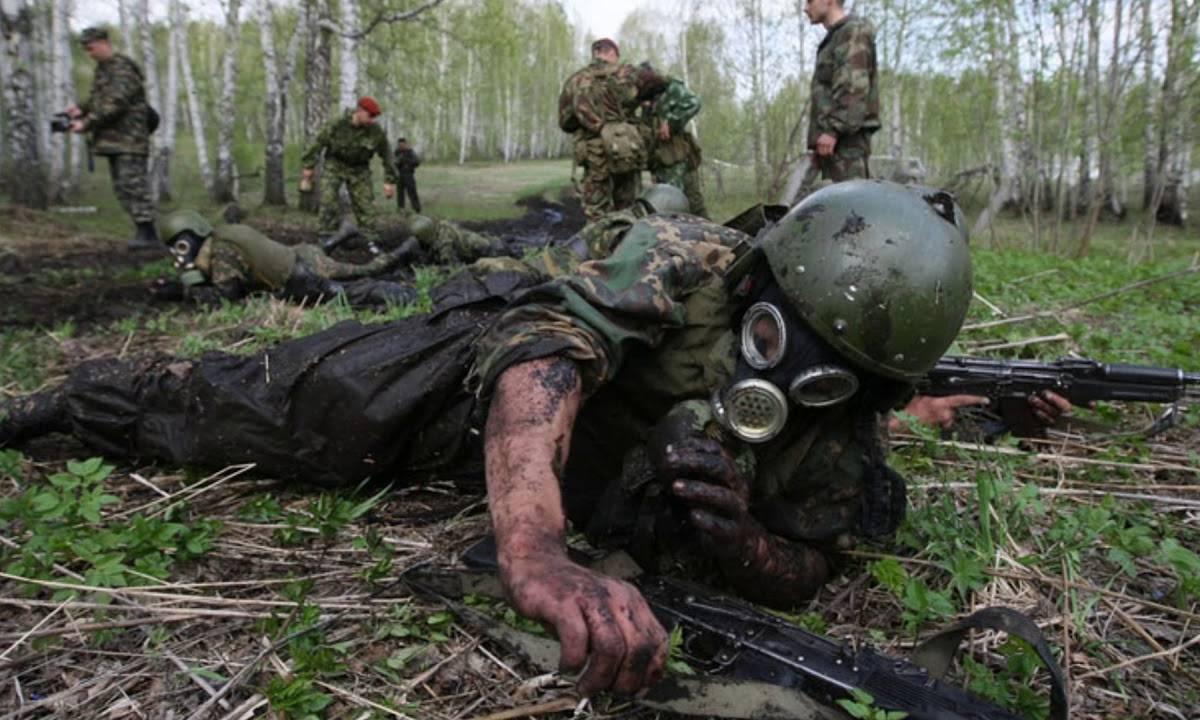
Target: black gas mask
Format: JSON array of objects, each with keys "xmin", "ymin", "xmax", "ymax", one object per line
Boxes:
[
  {"xmin": 168, "ymin": 231, "xmax": 208, "ymax": 286},
  {"xmin": 712, "ymin": 284, "xmax": 861, "ymax": 443}
]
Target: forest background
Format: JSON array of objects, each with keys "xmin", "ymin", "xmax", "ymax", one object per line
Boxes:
[{"xmin": 1, "ymin": 0, "xmax": 1198, "ymax": 253}]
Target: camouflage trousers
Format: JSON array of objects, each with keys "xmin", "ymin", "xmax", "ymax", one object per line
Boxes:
[
  {"xmin": 815, "ymin": 132, "xmax": 872, "ymax": 183},
  {"xmin": 319, "ymin": 163, "xmax": 378, "ymax": 243},
  {"xmin": 105, "ymin": 154, "xmax": 154, "ymax": 224},
  {"xmin": 424, "ymin": 222, "xmax": 498, "ymax": 265},
  {"xmin": 578, "ymin": 139, "xmax": 640, "ymax": 222},
  {"xmin": 294, "ymin": 244, "xmax": 396, "ymax": 280},
  {"xmin": 652, "ymin": 162, "xmax": 708, "ymax": 218}
]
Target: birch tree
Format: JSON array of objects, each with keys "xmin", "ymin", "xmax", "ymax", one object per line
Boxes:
[
  {"xmin": 176, "ymin": 1, "xmax": 212, "ymax": 194},
  {"xmin": 211, "ymin": 0, "xmax": 241, "ymax": 202},
  {"xmin": 300, "ymin": 0, "xmax": 332, "ymax": 213},
  {"xmin": 1140, "ymin": 0, "xmax": 1156, "ymax": 210},
  {"xmin": 259, "ymin": 0, "xmax": 299, "ymax": 205},
  {"xmin": 158, "ymin": 0, "xmax": 180, "ymax": 202},
  {"xmin": 137, "ymin": 0, "xmax": 166, "ymax": 201},
  {"xmin": 48, "ymin": 0, "xmax": 70, "ymax": 198},
  {"xmin": 338, "ymin": 0, "xmax": 359, "ymax": 107},
  {"xmin": 1, "ymin": 0, "xmax": 47, "ymax": 208}
]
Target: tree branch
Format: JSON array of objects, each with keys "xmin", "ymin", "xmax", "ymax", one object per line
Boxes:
[{"xmin": 318, "ymin": 0, "xmax": 445, "ymax": 40}]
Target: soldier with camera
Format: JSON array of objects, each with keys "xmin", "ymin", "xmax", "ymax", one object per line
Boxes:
[{"xmin": 64, "ymin": 27, "xmax": 158, "ymax": 250}]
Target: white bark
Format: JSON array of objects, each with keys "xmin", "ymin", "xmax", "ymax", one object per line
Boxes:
[
  {"xmin": 260, "ymin": 0, "xmax": 297, "ymax": 205},
  {"xmin": 213, "ymin": 0, "xmax": 241, "ymax": 201},
  {"xmin": 176, "ymin": 2, "xmax": 212, "ymax": 192},
  {"xmin": 49, "ymin": 0, "xmax": 69, "ymax": 197},
  {"xmin": 117, "ymin": 0, "xmax": 132, "ymax": 51},
  {"xmin": 1140, "ymin": 0, "xmax": 1156, "ymax": 209},
  {"xmin": 137, "ymin": 0, "xmax": 163, "ymax": 201},
  {"xmin": 338, "ymin": 0, "xmax": 358, "ymax": 107},
  {"xmin": 458, "ymin": 49, "xmax": 474, "ymax": 164},
  {"xmin": 160, "ymin": 0, "xmax": 179, "ymax": 200},
  {"xmin": 972, "ymin": 1, "xmax": 1023, "ymax": 237},
  {"xmin": 1, "ymin": 0, "xmax": 48, "ymax": 208}
]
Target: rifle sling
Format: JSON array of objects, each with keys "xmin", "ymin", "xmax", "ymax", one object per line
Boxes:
[{"xmin": 911, "ymin": 606, "xmax": 1068, "ymax": 720}]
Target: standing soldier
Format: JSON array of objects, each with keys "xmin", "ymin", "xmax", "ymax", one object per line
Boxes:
[
  {"xmin": 559, "ymin": 38, "xmax": 667, "ymax": 221},
  {"xmin": 644, "ymin": 79, "xmax": 708, "ymax": 218},
  {"xmin": 301, "ymin": 96, "xmax": 397, "ymax": 253},
  {"xmin": 804, "ymin": 0, "xmax": 879, "ymax": 183},
  {"xmin": 394, "ymin": 137, "xmax": 422, "ymax": 213},
  {"xmin": 66, "ymin": 27, "xmax": 158, "ymax": 250}
]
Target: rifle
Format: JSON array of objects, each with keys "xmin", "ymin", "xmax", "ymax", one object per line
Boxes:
[
  {"xmin": 409, "ymin": 538, "xmax": 1067, "ymax": 720},
  {"xmin": 918, "ymin": 355, "xmax": 1200, "ymax": 437}
]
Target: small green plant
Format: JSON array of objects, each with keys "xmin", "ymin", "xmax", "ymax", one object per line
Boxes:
[
  {"xmin": 665, "ymin": 625, "xmax": 695, "ymax": 676},
  {"xmin": 0, "ymin": 457, "xmax": 220, "ymax": 600},
  {"xmin": 836, "ymin": 688, "xmax": 908, "ymax": 719},
  {"xmin": 263, "ymin": 674, "xmax": 333, "ymax": 720}
]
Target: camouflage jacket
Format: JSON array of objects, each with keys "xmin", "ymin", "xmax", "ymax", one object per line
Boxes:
[
  {"xmin": 302, "ymin": 111, "xmax": 398, "ymax": 183},
  {"xmin": 395, "ymin": 148, "xmax": 421, "ymax": 175},
  {"xmin": 807, "ymin": 15, "xmax": 880, "ymax": 147},
  {"xmin": 80, "ymin": 53, "xmax": 150, "ymax": 155},
  {"xmin": 653, "ymin": 79, "xmax": 700, "ymax": 134},
  {"xmin": 470, "ymin": 214, "xmax": 872, "ymax": 549},
  {"xmin": 558, "ymin": 59, "xmax": 668, "ymax": 138}
]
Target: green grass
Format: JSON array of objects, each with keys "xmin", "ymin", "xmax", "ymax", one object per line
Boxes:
[{"xmin": 23, "ymin": 136, "xmax": 574, "ymax": 239}]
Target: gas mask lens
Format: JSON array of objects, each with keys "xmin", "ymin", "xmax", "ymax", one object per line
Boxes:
[
  {"xmin": 788, "ymin": 365, "xmax": 859, "ymax": 407},
  {"xmin": 711, "ymin": 380, "xmax": 789, "ymax": 443},
  {"xmin": 740, "ymin": 302, "xmax": 786, "ymax": 369}
]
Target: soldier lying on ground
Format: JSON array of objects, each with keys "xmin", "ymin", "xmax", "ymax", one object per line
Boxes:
[
  {"xmin": 0, "ymin": 181, "xmax": 1068, "ymax": 698},
  {"xmin": 367, "ymin": 212, "xmax": 516, "ymax": 266},
  {"xmin": 152, "ymin": 209, "xmax": 420, "ymax": 308}
]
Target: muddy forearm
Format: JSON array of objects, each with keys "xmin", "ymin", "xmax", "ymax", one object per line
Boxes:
[
  {"xmin": 717, "ymin": 531, "xmax": 830, "ymax": 608},
  {"xmin": 484, "ymin": 357, "xmax": 583, "ymax": 564}
]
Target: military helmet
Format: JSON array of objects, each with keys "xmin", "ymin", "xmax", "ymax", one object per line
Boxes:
[
  {"xmin": 758, "ymin": 180, "xmax": 972, "ymax": 381},
  {"xmin": 407, "ymin": 214, "xmax": 437, "ymax": 244},
  {"xmin": 638, "ymin": 183, "xmax": 689, "ymax": 215},
  {"xmin": 158, "ymin": 209, "xmax": 214, "ymax": 243}
]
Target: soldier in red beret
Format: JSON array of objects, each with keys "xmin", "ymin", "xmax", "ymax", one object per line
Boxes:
[{"xmin": 301, "ymin": 96, "xmax": 397, "ymax": 253}]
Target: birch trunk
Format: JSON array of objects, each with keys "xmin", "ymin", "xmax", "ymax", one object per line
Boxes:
[
  {"xmin": 177, "ymin": 3, "xmax": 212, "ymax": 193},
  {"xmin": 260, "ymin": 0, "xmax": 297, "ymax": 206},
  {"xmin": 1, "ymin": 0, "xmax": 47, "ymax": 208},
  {"xmin": 138, "ymin": 0, "xmax": 164, "ymax": 201},
  {"xmin": 1154, "ymin": 0, "xmax": 1199, "ymax": 226},
  {"xmin": 1076, "ymin": 0, "xmax": 1099, "ymax": 216},
  {"xmin": 158, "ymin": 0, "xmax": 179, "ymax": 202},
  {"xmin": 972, "ymin": 2, "xmax": 1022, "ymax": 237},
  {"xmin": 300, "ymin": 0, "xmax": 332, "ymax": 213},
  {"xmin": 48, "ymin": 0, "xmax": 69, "ymax": 198},
  {"xmin": 211, "ymin": 0, "xmax": 241, "ymax": 202},
  {"xmin": 33, "ymin": 1, "xmax": 49, "ymax": 166},
  {"xmin": 1140, "ymin": 0, "xmax": 1156, "ymax": 210},
  {"xmin": 458, "ymin": 50, "xmax": 474, "ymax": 164},
  {"xmin": 338, "ymin": 0, "xmax": 358, "ymax": 107},
  {"xmin": 117, "ymin": 0, "xmax": 131, "ymax": 49}
]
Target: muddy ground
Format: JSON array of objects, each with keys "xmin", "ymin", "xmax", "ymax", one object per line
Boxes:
[{"xmin": 0, "ymin": 192, "xmax": 584, "ymax": 331}]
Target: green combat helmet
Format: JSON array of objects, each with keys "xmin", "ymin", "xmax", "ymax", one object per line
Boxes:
[
  {"xmin": 159, "ymin": 210, "xmax": 215, "ymax": 286},
  {"xmin": 407, "ymin": 214, "xmax": 438, "ymax": 244},
  {"xmin": 158, "ymin": 209, "xmax": 214, "ymax": 243},
  {"xmin": 759, "ymin": 179, "xmax": 972, "ymax": 381},
  {"xmin": 638, "ymin": 183, "xmax": 690, "ymax": 215}
]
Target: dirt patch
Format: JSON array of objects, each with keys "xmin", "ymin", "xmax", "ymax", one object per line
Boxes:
[{"xmin": 0, "ymin": 273, "xmax": 176, "ymax": 329}]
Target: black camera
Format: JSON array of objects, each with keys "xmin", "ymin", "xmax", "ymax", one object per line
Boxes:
[{"xmin": 49, "ymin": 112, "xmax": 73, "ymax": 133}]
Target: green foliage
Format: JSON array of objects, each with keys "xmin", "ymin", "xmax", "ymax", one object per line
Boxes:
[
  {"xmin": 666, "ymin": 624, "xmax": 696, "ymax": 677},
  {"xmin": 0, "ymin": 457, "xmax": 220, "ymax": 601},
  {"xmin": 263, "ymin": 674, "xmax": 333, "ymax": 720},
  {"xmin": 836, "ymin": 688, "xmax": 908, "ymax": 720},
  {"xmin": 274, "ymin": 488, "xmax": 386, "ymax": 546}
]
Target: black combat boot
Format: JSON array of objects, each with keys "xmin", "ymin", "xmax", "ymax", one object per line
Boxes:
[
  {"xmin": 0, "ymin": 390, "xmax": 67, "ymax": 449},
  {"xmin": 128, "ymin": 221, "xmax": 160, "ymax": 251}
]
